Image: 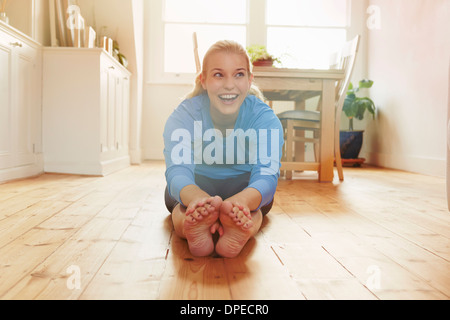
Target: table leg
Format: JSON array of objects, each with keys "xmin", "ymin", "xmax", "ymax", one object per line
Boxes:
[{"xmin": 319, "ymin": 80, "xmax": 335, "ymax": 182}]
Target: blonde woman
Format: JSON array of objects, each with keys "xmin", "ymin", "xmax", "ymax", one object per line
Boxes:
[{"xmin": 163, "ymin": 40, "xmax": 284, "ymax": 258}]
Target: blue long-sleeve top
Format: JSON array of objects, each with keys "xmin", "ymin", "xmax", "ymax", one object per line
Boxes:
[{"xmin": 163, "ymin": 93, "xmax": 284, "ymax": 210}]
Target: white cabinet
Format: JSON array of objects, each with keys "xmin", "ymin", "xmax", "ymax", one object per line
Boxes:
[
  {"xmin": 43, "ymin": 48, "xmax": 131, "ymax": 176},
  {"xmin": 0, "ymin": 21, "xmax": 43, "ymax": 183}
]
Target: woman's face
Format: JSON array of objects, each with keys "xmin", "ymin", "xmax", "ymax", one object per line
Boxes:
[{"xmin": 201, "ymin": 51, "xmax": 253, "ymax": 120}]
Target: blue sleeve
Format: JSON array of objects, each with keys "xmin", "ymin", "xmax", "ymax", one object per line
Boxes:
[
  {"xmin": 163, "ymin": 101, "xmax": 197, "ymax": 206},
  {"xmin": 245, "ymin": 101, "xmax": 284, "ymax": 210}
]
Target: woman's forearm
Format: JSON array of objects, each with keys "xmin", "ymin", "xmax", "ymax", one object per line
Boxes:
[
  {"xmin": 179, "ymin": 184, "xmax": 211, "ymax": 207},
  {"xmin": 225, "ymin": 187, "xmax": 262, "ymax": 212}
]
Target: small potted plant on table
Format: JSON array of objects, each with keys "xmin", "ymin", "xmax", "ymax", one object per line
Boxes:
[
  {"xmin": 340, "ymin": 79, "xmax": 376, "ymax": 165},
  {"xmin": 246, "ymin": 44, "xmax": 280, "ymax": 67}
]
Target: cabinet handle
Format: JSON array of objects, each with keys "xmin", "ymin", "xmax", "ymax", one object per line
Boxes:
[
  {"xmin": 10, "ymin": 42, "xmax": 23, "ymax": 47},
  {"xmin": 109, "ymin": 66, "xmax": 115, "ymax": 70}
]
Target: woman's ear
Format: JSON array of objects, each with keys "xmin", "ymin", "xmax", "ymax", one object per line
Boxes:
[
  {"xmin": 200, "ymin": 73, "xmax": 207, "ymax": 90},
  {"xmin": 248, "ymin": 73, "xmax": 254, "ymax": 89}
]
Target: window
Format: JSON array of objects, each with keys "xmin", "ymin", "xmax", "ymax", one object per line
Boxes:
[
  {"xmin": 163, "ymin": 0, "xmax": 248, "ymax": 74},
  {"xmin": 148, "ymin": 0, "xmax": 350, "ymax": 83},
  {"xmin": 266, "ymin": 0, "xmax": 349, "ymax": 69}
]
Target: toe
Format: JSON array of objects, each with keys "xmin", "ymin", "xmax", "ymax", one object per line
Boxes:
[
  {"xmin": 210, "ymin": 221, "xmax": 221, "ymax": 234},
  {"xmin": 186, "ymin": 215, "xmax": 196, "ymax": 223},
  {"xmin": 243, "ymin": 220, "xmax": 254, "ymax": 229},
  {"xmin": 198, "ymin": 206, "xmax": 209, "ymax": 216},
  {"xmin": 191, "ymin": 210, "xmax": 203, "ymax": 220},
  {"xmin": 210, "ymin": 195, "xmax": 223, "ymax": 209}
]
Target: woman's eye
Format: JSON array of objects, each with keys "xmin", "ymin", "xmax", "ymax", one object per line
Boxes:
[
  {"xmin": 213, "ymin": 73, "xmax": 223, "ymax": 78},
  {"xmin": 235, "ymin": 72, "xmax": 245, "ymax": 78}
]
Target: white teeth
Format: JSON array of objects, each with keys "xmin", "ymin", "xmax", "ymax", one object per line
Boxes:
[{"xmin": 219, "ymin": 94, "xmax": 238, "ymax": 100}]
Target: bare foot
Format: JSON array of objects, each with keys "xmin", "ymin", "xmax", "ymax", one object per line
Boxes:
[
  {"xmin": 215, "ymin": 201, "xmax": 261, "ymax": 258},
  {"xmin": 184, "ymin": 196, "xmax": 222, "ymax": 257}
]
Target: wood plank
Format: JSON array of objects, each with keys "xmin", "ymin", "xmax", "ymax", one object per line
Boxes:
[
  {"xmin": 158, "ymin": 235, "xmax": 232, "ymax": 300},
  {"xmin": 296, "ymin": 278, "xmax": 377, "ymax": 300},
  {"xmin": 0, "ymin": 162, "xmax": 449, "ymax": 300},
  {"xmin": 275, "ymin": 171, "xmax": 450, "ymax": 299},
  {"xmin": 80, "ymin": 207, "xmax": 171, "ymax": 299},
  {"xmin": 0, "ymin": 201, "xmax": 107, "ymax": 299},
  {"xmin": 0, "ymin": 200, "xmax": 72, "ymax": 248}
]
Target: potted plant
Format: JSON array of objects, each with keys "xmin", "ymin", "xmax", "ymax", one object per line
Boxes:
[
  {"xmin": 246, "ymin": 44, "xmax": 280, "ymax": 67},
  {"xmin": 113, "ymin": 40, "xmax": 128, "ymax": 68},
  {"xmin": 340, "ymin": 79, "xmax": 376, "ymax": 161}
]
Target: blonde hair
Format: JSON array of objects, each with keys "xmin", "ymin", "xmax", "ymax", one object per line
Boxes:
[{"xmin": 185, "ymin": 40, "xmax": 265, "ymax": 101}]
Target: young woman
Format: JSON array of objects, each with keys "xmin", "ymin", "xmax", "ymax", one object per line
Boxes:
[{"xmin": 163, "ymin": 40, "xmax": 283, "ymax": 258}]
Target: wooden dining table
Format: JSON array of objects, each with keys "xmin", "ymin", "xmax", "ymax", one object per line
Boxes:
[{"xmin": 253, "ymin": 66, "xmax": 345, "ymax": 182}]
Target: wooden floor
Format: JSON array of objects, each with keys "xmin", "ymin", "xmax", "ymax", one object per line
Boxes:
[{"xmin": 0, "ymin": 161, "xmax": 449, "ymax": 300}]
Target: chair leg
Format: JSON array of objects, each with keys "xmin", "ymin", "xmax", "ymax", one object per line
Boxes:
[
  {"xmin": 286, "ymin": 120, "xmax": 294, "ymax": 180},
  {"xmin": 335, "ymin": 134, "xmax": 344, "ymax": 181},
  {"xmin": 313, "ymin": 130, "xmax": 320, "ymax": 161}
]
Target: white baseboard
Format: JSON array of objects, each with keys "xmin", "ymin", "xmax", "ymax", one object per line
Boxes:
[
  {"xmin": 101, "ymin": 156, "xmax": 131, "ymax": 176},
  {"xmin": 44, "ymin": 156, "xmax": 130, "ymax": 176},
  {"xmin": 0, "ymin": 154, "xmax": 44, "ymax": 183},
  {"xmin": 366, "ymin": 152, "xmax": 445, "ymax": 177}
]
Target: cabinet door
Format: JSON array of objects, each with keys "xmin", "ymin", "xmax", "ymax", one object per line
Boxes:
[
  {"xmin": 101, "ymin": 61, "xmax": 123, "ymax": 158},
  {"xmin": 113, "ymin": 71, "xmax": 130, "ymax": 155},
  {"xmin": 120, "ymin": 76, "xmax": 130, "ymax": 151},
  {"xmin": 100, "ymin": 65, "xmax": 109, "ymax": 153},
  {"xmin": 14, "ymin": 42, "xmax": 38, "ymax": 167},
  {"xmin": 100, "ymin": 62, "xmax": 117, "ymax": 156},
  {"xmin": 100, "ymin": 57, "xmax": 130, "ymax": 162},
  {"xmin": 107, "ymin": 66, "xmax": 117, "ymax": 153},
  {"xmin": 0, "ymin": 34, "xmax": 13, "ymax": 170},
  {"xmin": 115, "ymin": 74, "xmax": 130, "ymax": 153},
  {"xmin": 0, "ymin": 32, "xmax": 37, "ymax": 170}
]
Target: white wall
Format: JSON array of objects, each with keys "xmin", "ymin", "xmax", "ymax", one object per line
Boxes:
[
  {"xmin": 143, "ymin": 83, "xmax": 193, "ymax": 160},
  {"xmin": 77, "ymin": 0, "xmax": 145, "ymax": 164},
  {"xmin": 364, "ymin": 0, "xmax": 450, "ymax": 177},
  {"xmin": 6, "ymin": 0, "xmax": 49, "ymax": 44}
]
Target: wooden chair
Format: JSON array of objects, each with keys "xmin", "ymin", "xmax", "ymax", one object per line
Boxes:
[
  {"xmin": 277, "ymin": 35, "xmax": 361, "ymax": 181},
  {"xmin": 193, "ymin": 32, "xmax": 201, "ymax": 73}
]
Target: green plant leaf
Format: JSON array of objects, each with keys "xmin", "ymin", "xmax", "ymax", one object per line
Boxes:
[
  {"xmin": 346, "ymin": 82, "xmax": 359, "ymax": 95},
  {"xmin": 353, "ymin": 98, "xmax": 376, "ymax": 120},
  {"xmin": 343, "ymin": 78, "xmax": 376, "ymax": 127},
  {"xmin": 343, "ymin": 94, "xmax": 356, "ymax": 118},
  {"xmin": 359, "ymin": 79, "xmax": 374, "ymax": 88},
  {"xmin": 246, "ymin": 44, "xmax": 280, "ymax": 63}
]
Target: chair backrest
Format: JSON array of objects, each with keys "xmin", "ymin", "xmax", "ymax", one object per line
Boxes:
[
  {"xmin": 335, "ymin": 35, "xmax": 360, "ymax": 113},
  {"xmin": 329, "ymin": 51, "xmax": 340, "ymax": 70},
  {"xmin": 193, "ymin": 32, "xmax": 201, "ymax": 73},
  {"xmin": 333, "ymin": 35, "xmax": 360, "ymax": 139}
]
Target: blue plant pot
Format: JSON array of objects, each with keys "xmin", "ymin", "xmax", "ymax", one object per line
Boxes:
[{"xmin": 340, "ymin": 131, "xmax": 364, "ymax": 159}]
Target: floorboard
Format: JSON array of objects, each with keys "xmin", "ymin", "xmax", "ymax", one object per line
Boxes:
[{"xmin": 0, "ymin": 161, "xmax": 448, "ymax": 300}]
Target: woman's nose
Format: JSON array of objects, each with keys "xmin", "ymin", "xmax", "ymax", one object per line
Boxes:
[{"xmin": 223, "ymin": 76, "xmax": 235, "ymax": 90}]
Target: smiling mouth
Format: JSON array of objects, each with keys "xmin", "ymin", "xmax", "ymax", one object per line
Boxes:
[{"xmin": 219, "ymin": 94, "xmax": 239, "ymax": 103}]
